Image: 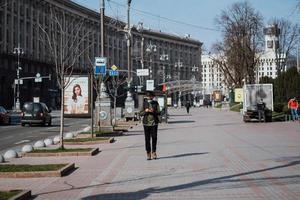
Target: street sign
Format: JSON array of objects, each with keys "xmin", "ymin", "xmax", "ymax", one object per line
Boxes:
[
  {"xmin": 35, "ymin": 78, "xmax": 42, "ymax": 82},
  {"xmin": 111, "ymin": 65, "xmax": 118, "ymax": 71},
  {"xmin": 136, "ymin": 85, "xmax": 143, "ymax": 92},
  {"xmin": 137, "ymin": 69, "xmax": 149, "ymax": 76},
  {"xmin": 94, "ymin": 57, "xmax": 107, "ymax": 75},
  {"xmin": 109, "ymin": 64, "xmax": 119, "ymax": 76},
  {"xmin": 15, "ymin": 79, "xmax": 23, "ymax": 85},
  {"xmin": 109, "ymin": 70, "xmax": 119, "ymax": 76},
  {"xmin": 146, "ymin": 80, "xmax": 154, "ymax": 91}
]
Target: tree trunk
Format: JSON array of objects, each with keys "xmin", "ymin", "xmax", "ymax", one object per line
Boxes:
[
  {"xmin": 114, "ymin": 95, "xmax": 117, "ymax": 127},
  {"xmin": 60, "ymin": 83, "xmax": 65, "ymax": 149},
  {"xmin": 90, "ymin": 74, "xmax": 94, "ymax": 138}
]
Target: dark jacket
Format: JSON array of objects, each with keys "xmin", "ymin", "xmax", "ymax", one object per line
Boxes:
[{"xmin": 140, "ymin": 99, "xmax": 161, "ymax": 126}]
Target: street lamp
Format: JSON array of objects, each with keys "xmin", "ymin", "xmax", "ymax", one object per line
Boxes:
[
  {"xmin": 191, "ymin": 65, "xmax": 199, "ymax": 106},
  {"xmin": 146, "ymin": 41, "xmax": 157, "ymax": 79},
  {"xmin": 174, "ymin": 60, "xmax": 183, "ymax": 107},
  {"xmin": 13, "ymin": 45, "xmax": 24, "ymax": 111},
  {"xmin": 124, "ymin": 0, "xmax": 135, "ymax": 121},
  {"xmin": 160, "ymin": 53, "xmax": 169, "ymax": 82},
  {"xmin": 137, "ymin": 21, "xmax": 145, "ymax": 85}
]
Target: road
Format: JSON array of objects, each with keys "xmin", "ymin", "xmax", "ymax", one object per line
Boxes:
[{"xmin": 0, "ymin": 113, "xmax": 90, "ymax": 153}]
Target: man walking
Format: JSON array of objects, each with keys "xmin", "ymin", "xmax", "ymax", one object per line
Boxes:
[
  {"xmin": 140, "ymin": 92, "xmax": 161, "ymax": 160},
  {"xmin": 185, "ymin": 101, "xmax": 191, "ymax": 114},
  {"xmin": 257, "ymin": 98, "xmax": 266, "ymax": 122},
  {"xmin": 288, "ymin": 97, "xmax": 299, "ymax": 121}
]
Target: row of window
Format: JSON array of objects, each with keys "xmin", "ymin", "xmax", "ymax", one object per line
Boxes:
[
  {"xmin": 203, "ymin": 78, "xmax": 222, "ymax": 82},
  {"xmin": 259, "ymin": 72, "xmax": 275, "ymax": 76},
  {"xmin": 1, "ymin": 0, "xmax": 201, "ymax": 79},
  {"xmin": 258, "ymin": 66, "xmax": 276, "ymax": 71}
]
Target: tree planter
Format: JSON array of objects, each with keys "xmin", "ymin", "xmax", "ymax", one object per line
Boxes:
[
  {"xmin": 22, "ymin": 148, "xmax": 99, "ymax": 157},
  {"xmin": 0, "ymin": 163, "xmax": 74, "ymax": 178},
  {"xmin": 64, "ymin": 137, "xmax": 114, "ymax": 145}
]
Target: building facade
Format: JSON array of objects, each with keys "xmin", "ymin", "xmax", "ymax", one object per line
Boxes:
[
  {"xmin": 0, "ymin": 0, "xmax": 202, "ymax": 109},
  {"xmin": 201, "ymin": 24, "xmax": 286, "ymax": 99},
  {"xmin": 256, "ymin": 25, "xmax": 286, "ymax": 82},
  {"xmin": 201, "ymin": 54, "xmax": 226, "ymax": 98}
]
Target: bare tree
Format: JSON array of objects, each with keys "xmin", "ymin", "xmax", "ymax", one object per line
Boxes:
[
  {"xmin": 212, "ymin": 1, "xmax": 264, "ymax": 87},
  {"xmin": 106, "ymin": 72, "xmax": 128, "ymax": 127},
  {"xmin": 39, "ymin": 7, "xmax": 93, "ymax": 149},
  {"xmin": 268, "ymin": 18, "xmax": 300, "ymax": 73}
]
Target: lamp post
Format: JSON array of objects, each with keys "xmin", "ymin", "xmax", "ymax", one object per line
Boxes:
[
  {"xmin": 146, "ymin": 41, "xmax": 157, "ymax": 79},
  {"xmin": 160, "ymin": 53, "xmax": 169, "ymax": 82},
  {"xmin": 13, "ymin": 45, "xmax": 24, "ymax": 111},
  {"xmin": 137, "ymin": 21, "xmax": 145, "ymax": 85},
  {"xmin": 126, "ymin": 0, "xmax": 132, "ymax": 86},
  {"xmin": 123, "ymin": 0, "xmax": 136, "ymax": 121},
  {"xmin": 174, "ymin": 59, "xmax": 183, "ymax": 107},
  {"xmin": 297, "ymin": 46, "xmax": 299, "ymax": 72},
  {"xmin": 191, "ymin": 65, "xmax": 199, "ymax": 106}
]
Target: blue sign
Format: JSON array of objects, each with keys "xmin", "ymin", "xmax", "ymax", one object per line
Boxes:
[
  {"xmin": 109, "ymin": 70, "xmax": 119, "ymax": 76},
  {"xmin": 95, "ymin": 65, "xmax": 106, "ymax": 75},
  {"xmin": 94, "ymin": 57, "xmax": 107, "ymax": 75}
]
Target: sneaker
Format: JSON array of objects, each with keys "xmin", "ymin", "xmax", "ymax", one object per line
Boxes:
[
  {"xmin": 147, "ymin": 153, "xmax": 151, "ymax": 160},
  {"xmin": 152, "ymin": 152, "xmax": 157, "ymax": 159}
]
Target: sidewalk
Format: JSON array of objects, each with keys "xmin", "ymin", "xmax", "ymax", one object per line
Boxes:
[{"xmin": 1, "ymin": 108, "xmax": 299, "ymax": 200}]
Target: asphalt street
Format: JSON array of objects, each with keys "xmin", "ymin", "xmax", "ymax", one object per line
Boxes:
[{"xmin": 0, "ymin": 114, "xmax": 90, "ymax": 153}]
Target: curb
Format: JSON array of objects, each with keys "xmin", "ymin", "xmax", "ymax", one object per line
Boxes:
[
  {"xmin": 0, "ymin": 163, "xmax": 75, "ymax": 178},
  {"xmin": 64, "ymin": 137, "xmax": 115, "ymax": 145},
  {"xmin": 22, "ymin": 148, "xmax": 99, "ymax": 157},
  {"xmin": 9, "ymin": 190, "xmax": 31, "ymax": 200}
]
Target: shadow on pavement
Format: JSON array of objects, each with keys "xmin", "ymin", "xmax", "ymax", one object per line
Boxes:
[
  {"xmin": 169, "ymin": 114, "xmax": 191, "ymax": 117},
  {"xmin": 35, "ymin": 159, "xmax": 300, "ymax": 199},
  {"xmin": 80, "ymin": 160, "xmax": 300, "ymax": 200},
  {"xmin": 168, "ymin": 120, "xmax": 195, "ymax": 124},
  {"xmin": 158, "ymin": 152, "xmax": 209, "ymax": 160},
  {"xmin": 213, "ymin": 122, "xmax": 243, "ymax": 126},
  {"xmin": 273, "ymin": 156, "xmax": 300, "ymax": 162}
]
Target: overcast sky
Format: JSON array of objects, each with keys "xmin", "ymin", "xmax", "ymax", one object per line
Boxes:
[{"xmin": 73, "ymin": 0, "xmax": 299, "ymax": 51}]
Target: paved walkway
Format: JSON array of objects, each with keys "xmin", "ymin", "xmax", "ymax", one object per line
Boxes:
[{"xmin": 1, "ymin": 108, "xmax": 300, "ymax": 200}]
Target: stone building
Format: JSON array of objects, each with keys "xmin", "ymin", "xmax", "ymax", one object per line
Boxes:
[{"xmin": 0, "ymin": 0, "xmax": 202, "ymax": 109}]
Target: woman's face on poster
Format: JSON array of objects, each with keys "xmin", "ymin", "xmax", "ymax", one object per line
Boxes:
[{"xmin": 74, "ymin": 86, "xmax": 81, "ymax": 96}]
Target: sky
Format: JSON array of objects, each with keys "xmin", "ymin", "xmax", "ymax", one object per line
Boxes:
[{"xmin": 72, "ymin": 0, "xmax": 299, "ymax": 51}]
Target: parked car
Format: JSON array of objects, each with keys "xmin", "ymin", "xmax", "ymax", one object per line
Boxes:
[
  {"xmin": 21, "ymin": 102, "xmax": 52, "ymax": 126},
  {"xmin": 0, "ymin": 106, "xmax": 10, "ymax": 125}
]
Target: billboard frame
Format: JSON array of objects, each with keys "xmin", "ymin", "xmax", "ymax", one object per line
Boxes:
[{"xmin": 63, "ymin": 75, "xmax": 91, "ymax": 118}]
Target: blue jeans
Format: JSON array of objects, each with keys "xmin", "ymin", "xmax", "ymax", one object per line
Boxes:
[{"xmin": 291, "ymin": 108, "xmax": 299, "ymax": 120}]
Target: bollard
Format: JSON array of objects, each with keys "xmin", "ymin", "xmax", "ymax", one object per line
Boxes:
[{"xmin": 22, "ymin": 144, "xmax": 34, "ymax": 153}]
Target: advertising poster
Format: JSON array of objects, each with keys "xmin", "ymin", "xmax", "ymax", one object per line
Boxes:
[
  {"xmin": 234, "ymin": 88, "xmax": 243, "ymax": 103},
  {"xmin": 64, "ymin": 76, "xmax": 89, "ymax": 116}
]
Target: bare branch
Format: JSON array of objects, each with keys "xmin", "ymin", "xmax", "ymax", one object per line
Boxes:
[{"xmin": 213, "ymin": 1, "xmax": 264, "ymax": 87}]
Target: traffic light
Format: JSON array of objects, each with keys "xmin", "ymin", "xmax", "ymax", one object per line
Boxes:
[{"xmin": 162, "ymin": 84, "xmax": 167, "ymax": 92}]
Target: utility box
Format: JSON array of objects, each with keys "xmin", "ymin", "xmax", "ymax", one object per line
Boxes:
[{"xmin": 243, "ymin": 84, "xmax": 273, "ymax": 122}]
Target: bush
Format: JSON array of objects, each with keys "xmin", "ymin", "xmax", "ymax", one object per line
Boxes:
[
  {"xmin": 215, "ymin": 103, "xmax": 222, "ymax": 108},
  {"xmin": 273, "ymin": 103, "xmax": 284, "ymax": 113},
  {"xmin": 282, "ymin": 104, "xmax": 289, "ymax": 114},
  {"xmin": 230, "ymin": 103, "xmax": 242, "ymax": 112}
]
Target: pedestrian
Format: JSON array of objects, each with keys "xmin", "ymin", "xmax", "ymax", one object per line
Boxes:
[
  {"xmin": 288, "ymin": 97, "xmax": 299, "ymax": 121},
  {"xmin": 257, "ymin": 98, "xmax": 266, "ymax": 122},
  {"xmin": 140, "ymin": 91, "xmax": 161, "ymax": 160},
  {"xmin": 185, "ymin": 101, "xmax": 191, "ymax": 114}
]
